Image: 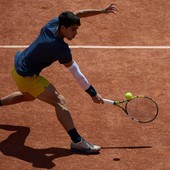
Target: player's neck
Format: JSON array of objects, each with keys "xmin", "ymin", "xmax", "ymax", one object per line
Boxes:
[{"xmin": 57, "ymin": 30, "xmax": 65, "ymax": 40}]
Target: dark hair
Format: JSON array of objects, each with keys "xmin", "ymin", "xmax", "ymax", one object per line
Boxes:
[{"xmin": 58, "ymin": 11, "xmax": 81, "ymax": 29}]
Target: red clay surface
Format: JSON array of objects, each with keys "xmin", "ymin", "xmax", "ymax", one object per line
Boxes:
[{"xmin": 0, "ymin": 1, "xmax": 170, "ymax": 170}]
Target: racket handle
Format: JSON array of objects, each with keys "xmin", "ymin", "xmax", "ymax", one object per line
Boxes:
[{"xmin": 103, "ymin": 99, "xmax": 115, "ymax": 104}]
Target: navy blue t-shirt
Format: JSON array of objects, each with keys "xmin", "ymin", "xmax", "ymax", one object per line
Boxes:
[{"xmin": 15, "ymin": 17, "xmax": 72, "ymax": 76}]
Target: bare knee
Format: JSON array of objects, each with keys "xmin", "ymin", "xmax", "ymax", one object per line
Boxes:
[
  {"xmin": 36, "ymin": 84, "xmax": 68, "ymax": 110},
  {"xmin": 57, "ymin": 94, "xmax": 66, "ymax": 105},
  {"xmin": 55, "ymin": 94, "xmax": 68, "ymax": 111}
]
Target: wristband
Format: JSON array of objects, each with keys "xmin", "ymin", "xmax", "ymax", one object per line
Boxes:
[{"xmin": 85, "ymin": 85, "xmax": 97, "ymax": 97}]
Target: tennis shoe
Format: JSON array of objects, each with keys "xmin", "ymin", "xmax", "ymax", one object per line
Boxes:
[{"xmin": 71, "ymin": 137, "xmax": 101, "ymax": 154}]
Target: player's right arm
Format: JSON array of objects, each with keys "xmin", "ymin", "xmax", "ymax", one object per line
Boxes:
[{"xmin": 64, "ymin": 61, "xmax": 103, "ymax": 104}]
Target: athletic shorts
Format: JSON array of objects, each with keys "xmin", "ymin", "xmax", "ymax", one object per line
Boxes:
[{"xmin": 12, "ymin": 67, "xmax": 50, "ymax": 97}]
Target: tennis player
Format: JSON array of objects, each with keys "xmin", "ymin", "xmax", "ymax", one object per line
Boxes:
[{"xmin": 0, "ymin": 3, "xmax": 118, "ymax": 153}]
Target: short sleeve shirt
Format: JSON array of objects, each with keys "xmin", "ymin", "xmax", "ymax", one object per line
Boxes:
[{"xmin": 14, "ymin": 17, "xmax": 72, "ymax": 76}]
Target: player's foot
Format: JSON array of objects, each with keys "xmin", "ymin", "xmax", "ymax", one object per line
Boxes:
[{"xmin": 71, "ymin": 137, "xmax": 101, "ymax": 154}]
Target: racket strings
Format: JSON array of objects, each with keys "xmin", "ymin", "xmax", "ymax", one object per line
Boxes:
[{"xmin": 126, "ymin": 97, "xmax": 158, "ymax": 123}]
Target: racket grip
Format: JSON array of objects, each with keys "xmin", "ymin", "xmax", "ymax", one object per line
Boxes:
[{"xmin": 103, "ymin": 99, "xmax": 115, "ymax": 104}]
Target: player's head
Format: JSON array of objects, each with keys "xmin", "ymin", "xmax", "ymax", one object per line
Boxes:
[
  {"xmin": 58, "ymin": 11, "xmax": 81, "ymax": 40},
  {"xmin": 59, "ymin": 11, "xmax": 81, "ymax": 29}
]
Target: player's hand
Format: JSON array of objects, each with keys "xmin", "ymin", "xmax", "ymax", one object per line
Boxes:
[
  {"xmin": 103, "ymin": 3, "xmax": 118, "ymax": 14},
  {"xmin": 92, "ymin": 93, "xmax": 104, "ymax": 104}
]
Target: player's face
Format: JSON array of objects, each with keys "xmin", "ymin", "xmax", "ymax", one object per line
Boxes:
[{"xmin": 62, "ymin": 24, "xmax": 79, "ymax": 40}]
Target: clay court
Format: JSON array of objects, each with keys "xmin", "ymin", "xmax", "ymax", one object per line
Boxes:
[{"xmin": 0, "ymin": 0, "xmax": 170, "ymax": 169}]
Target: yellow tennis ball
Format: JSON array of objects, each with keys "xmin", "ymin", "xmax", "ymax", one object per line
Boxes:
[{"xmin": 125, "ymin": 92, "xmax": 133, "ymax": 100}]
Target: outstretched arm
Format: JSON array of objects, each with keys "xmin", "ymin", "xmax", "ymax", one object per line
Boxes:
[
  {"xmin": 74, "ymin": 3, "xmax": 118, "ymax": 18},
  {"xmin": 64, "ymin": 60, "xmax": 104, "ymax": 104}
]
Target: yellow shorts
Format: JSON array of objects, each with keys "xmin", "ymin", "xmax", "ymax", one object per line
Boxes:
[{"xmin": 12, "ymin": 67, "xmax": 50, "ymax": 97}]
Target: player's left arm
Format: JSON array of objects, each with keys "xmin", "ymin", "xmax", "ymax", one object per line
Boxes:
[{"xmin": 74, "ymin": 3, "xmax": 118, "ymax": 18}]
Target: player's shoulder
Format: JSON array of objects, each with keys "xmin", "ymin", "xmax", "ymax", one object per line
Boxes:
[
  {"xmin": 39, "ymin": 17, "xmax": 59, "ymax": 39},
  {"xmin": 44, "ymin": 17, "xmax": 59, "ymax": 29}
]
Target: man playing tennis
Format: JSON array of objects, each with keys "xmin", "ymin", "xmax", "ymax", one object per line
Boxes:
[{"xmin": 0, "ymin": 3, "xmax": 118, "ymax": 153}]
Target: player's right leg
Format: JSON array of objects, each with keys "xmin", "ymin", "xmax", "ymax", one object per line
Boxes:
[
  {"xmin": 37, "ymin": 83, "xmax": 75, "ymax": 132},
  {"xmin": 37, "ymin": 83, "xmax": 101, "ymax": 154}
]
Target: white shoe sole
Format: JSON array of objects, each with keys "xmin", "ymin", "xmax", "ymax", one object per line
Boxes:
[{"xmin": 71, "ymin": 138, "xmax": 101, "ymax": 154}]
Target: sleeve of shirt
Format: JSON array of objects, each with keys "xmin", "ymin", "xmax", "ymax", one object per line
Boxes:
[
  {"xmin": 57, "ymin": 45, "xmax": 72, "ymax": 64},
  {"xmin": 43, "ymin": 17, "xmax": 72, "ymax": 64},
  {"xmin": 43, "ymin": 17, "xmax": 59, "ymax": 30}
]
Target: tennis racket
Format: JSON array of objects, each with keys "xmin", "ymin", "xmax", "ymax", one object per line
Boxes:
[{"xmin": 103, "ymin": 95, "xmax": 158, "ymax": 123}]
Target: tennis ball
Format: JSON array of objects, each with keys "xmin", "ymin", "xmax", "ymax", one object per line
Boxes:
[{"xmin": 125, "ymin": 92, "xmax": 133, "ymax": 100}]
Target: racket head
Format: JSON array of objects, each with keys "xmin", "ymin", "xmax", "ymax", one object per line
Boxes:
[{"xmin": 125, "ymin": 96, "xmax": 158, "ymax": 123}]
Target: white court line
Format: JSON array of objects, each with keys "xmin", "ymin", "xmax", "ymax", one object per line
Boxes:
[
  {"xmin": 70, "ymin": 45, "xmax": 170, "ymax": 49},
  {"xmin": 0, "ymin": 45, "xmax": 170, "ymax": 49}
]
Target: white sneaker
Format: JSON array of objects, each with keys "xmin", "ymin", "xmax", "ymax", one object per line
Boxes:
[{"xmin": 71, "ymin": 138, "xmax": 101, "ymax": 154}]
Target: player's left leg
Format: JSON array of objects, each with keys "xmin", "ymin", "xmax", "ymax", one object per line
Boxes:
[{"xmin": 0, "ymin": 91, "xmax": 35, "ymax": 106}]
